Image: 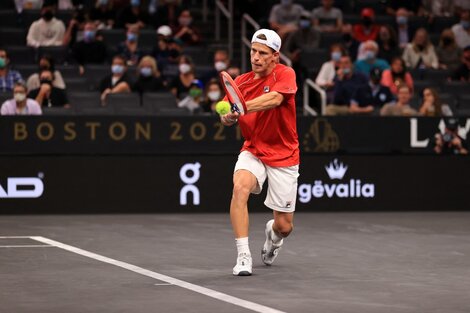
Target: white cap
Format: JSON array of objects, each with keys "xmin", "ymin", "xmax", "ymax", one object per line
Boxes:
[
  {"xmin": 157, "ymin": 25, "xmax": 172, "ymax": 37},
  {"xmin": 251, "ymin": 29, "xmax": 282, "ymax": 52}
]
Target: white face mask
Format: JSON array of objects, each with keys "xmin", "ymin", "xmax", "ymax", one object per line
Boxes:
[
  {"xmin": 207, "ymin": 90, "xmax": 221, "ymax": 101},
  {"xmin": 14, "ymin": 93, "xmax": 26, "ymax": 102},
  {"xmin": 179, "ymin": 63, "xmax": 191, "ymax": 74},
  {"xmin": 214, "ymin": 61, "xmax": 227, "ymax": 72}
]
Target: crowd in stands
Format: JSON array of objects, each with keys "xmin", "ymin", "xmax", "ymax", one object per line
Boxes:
[{"xmin": 0, "ymin": 0, "xmax": 469, "ymax": 117}]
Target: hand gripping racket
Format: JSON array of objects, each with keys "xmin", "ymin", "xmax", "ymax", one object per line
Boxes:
[{"xmin": 219, "ymin": 71, "xmax": 247, "ymax": 115}]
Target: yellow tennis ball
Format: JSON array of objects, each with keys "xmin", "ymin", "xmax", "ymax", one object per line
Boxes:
[{"xmin": 215, "ymin": 101, "xmax": 231, "ymax": 115}]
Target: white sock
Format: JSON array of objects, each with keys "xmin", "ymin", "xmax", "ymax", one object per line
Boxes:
[
  {"xmin": 235, "ymin": 237, "xmax": 251, "ymax": 256},
  {"xmin": 270, "ymin": 222, "xmax": 283, "ymax": 244}
]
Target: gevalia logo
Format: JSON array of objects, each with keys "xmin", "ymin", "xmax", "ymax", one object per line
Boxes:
[
  {"xmin": 0, "ymin": 174, "xmax": 44, "ymax": 198},
  {"xmin": 298, "ymin": 159, "xmax": 375, "ymax": 202}
]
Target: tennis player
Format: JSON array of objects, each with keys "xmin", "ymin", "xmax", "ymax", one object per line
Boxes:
[{"xmin": 221, "ymin": 29, "xmax": 299, "ymax": 276}]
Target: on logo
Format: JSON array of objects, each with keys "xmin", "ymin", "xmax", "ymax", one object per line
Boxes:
[
  {"xmin": 179, "ymin": 162, "xmax": 201, "ymax": 205},
  {"xmin": 0, "ymin": 176, "xmax": 44, "ymax": 198}
]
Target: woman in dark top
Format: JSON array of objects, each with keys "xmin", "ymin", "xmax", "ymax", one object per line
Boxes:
[
  {"xmin": 377, "ymin": 25, "xmax": 401, "ymax": 64},
  {"xmin": 117, "ymin": 25, "xmax": 144, "ymax": 66},
  {"xmin": 132, "ymin": 56, "xmax": 166, "ymax": 94},
  {"xmin": 169, "ymin": 55, "xmax": 197, "ymax": 100},
  {"xmin": 89, "ymin": 0, "xmax": 116, "ymax": 29}
]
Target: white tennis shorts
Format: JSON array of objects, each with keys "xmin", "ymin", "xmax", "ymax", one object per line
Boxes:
[{"xmin": 234, "ymin": 150, "xmax": 299, "ymax": 213}]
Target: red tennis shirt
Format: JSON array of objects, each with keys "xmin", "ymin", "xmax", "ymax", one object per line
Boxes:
[{"xmin": 234, "ymin": 63, "xmax": 299, "ymax": 167}]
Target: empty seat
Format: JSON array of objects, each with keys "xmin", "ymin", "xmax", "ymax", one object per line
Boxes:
[
  {"xmin": 79, "ymin": 106, "xmax": 114, "ymax": 115},
  {"xmin": 56, "ymin": 65, "xmax": 80, "ymax": 79},
  {"xmin": 38, "ymin": 46, "xmax": 69, "ymax": 65},
  {"xmin": 319, "ymin": 32, "xmax": 342, "ymax": 50},
  {"xmin": 142, "ymin": 92, "xmax": 177, "ymax": 113},
  {"xmin": 300, "ymin": 49, "xmax": 329, "ymax": 70},
  {"xmin": 0, "ymin": 10, "xmax": 20, "ymax": 27},
  {"xmin": 0, "ymin": 28, "xmax": 26, "ymax": 46},
  {"xmin": 443, "ymin": 82, "xmax": 469, "ymax": 96},
  {"xmin": 100, "ymin": 29, "xmax": 126, "ymax": 46},
  {"xmin": 13, "ymin": 64, "xmax": 37, "ymax": 79},
  {"xmin": 154, "ymin": 107, "xmax": 191, "ymax": 116},
  {"xmin": 138, "ymin": 29, "xmax": 157, "ymax": 49},
  {"xmin": 458, "ymin": 94, "xmax": 470, "ymax": 110},
  {"xmin": 7, "ymin": 46, "xmax": 36, "ymax": 64},
  {"xmin": 68, "ymin": 92, "xmax": 102, "ymax": 113},
  {"xmin": 432, "ymin": 17, "xmax": 459, "ymax": 33},
  {"xmin": 423, "ymin": 69, "xmax": 451, "ymax": 83},
  {"xmin": 413, "ymin": 80, "xmax": 440, "ymax": 94},
  {"xmin": 65, "ymin": 77, "xmax": 91, "ymax": 92},
  {"xmin": 183, "ymin": 46, "xmax": 211, "ymax": 65},
  {"xmin": 42, "ymin": 107, "xmax": 75, "ymax": 115},
  {"xmin": 106, "ymin": 93, "xmax": 142, "ymax": 111}
]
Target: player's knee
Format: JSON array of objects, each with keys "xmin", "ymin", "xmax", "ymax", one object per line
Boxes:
[
  {"xmin": 232, "ymin": 182, "xmax": 251, "ymax": 199},
  {"xmin": 276, "ymin": 222, "xmax": 293, "ymax": 238}
]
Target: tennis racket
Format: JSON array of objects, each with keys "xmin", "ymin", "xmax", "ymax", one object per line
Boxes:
[{"xmin": 219, "ymin": 71, "xmax": 247, "ymax": 115}]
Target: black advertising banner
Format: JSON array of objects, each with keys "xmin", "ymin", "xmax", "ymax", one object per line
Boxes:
[
  {"xmin": 0, "ymin": 116, "xmax": 469, "ymax": 155},
  {"xmin": 0, "ymin": 155, "xmax": 468, "ymax": 213}
]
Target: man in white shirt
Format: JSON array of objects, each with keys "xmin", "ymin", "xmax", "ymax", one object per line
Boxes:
[
  {"xmin": 452, "ymin": 9, "xmax": 470, "ymax": 49},
  {"xmin": 27, "ymin": 3, "xmax": 66, "ymax": 47}
]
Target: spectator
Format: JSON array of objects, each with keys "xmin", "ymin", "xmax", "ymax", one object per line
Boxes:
[
  {"xmin": 434, "ymin": 117, "xmax": 468, "ymax": 155},
  {"xmin": 73, "ymin": 22, "xmax": 108, "ymax": 75},
  {"xmin": 118, "ymin": 25, "xmax": 144, "ymax": 66},
  {"xmin": 311, "ymin": 0, "xmax": 343, "ymax": 33},
  {"xmin": 450, "ymin": 46, "xmax": 470, "ymax": 82},
  {"xmin": 132, "ymin": 56, "xmax": 166, "ymax": 94},
  {"xmin": 90, "ymin": 0, "xmax": 116, "ymax": 29},
  {"xmin": 340, "ymin": 26, "xmax": 360, "ymax": 60},
  {"xmin": 386, "ymin": 0, "xmax": 424, "ymax": 16},
  {"xmin": 152, "ymin": 25, "xmax": 181, "ymax": 70},
  {"xmin": 394, "ymin": 8, "xmax": 415, "ymax": 49},
  {"xmin": 115, "ymin": 0, "xmax": 150, "ymax": 29},
  {"xmin": 173, "ymin": 10, "xmax": 201, "ymax": 46},
  {"xmin": 63, "ymin": 7, "xmax": 88, "ymax": 47},
  {"xmin": 155, "ymin": 0, "xmax": 183, "ymax": 29},
  {"xmin": 27, "ymin": 3, "xmax": 66, "ymax": 47},
  {"xmin": 0, "ymin": 49, "xmax": 23, "ymax": 93},
  {"xmin": 201, "ymin": 79, "xmax": 223, "ymax": 114},
  {"xmin": 202, "ymin": 49, "xmax": 231, "ymax": 83},
  {"xmin": 283, "ymin": 12, "xmax": 321, "ymax": 59},
  {"xmin": 422, "ymin": 0, "xmax": 454, "ymax": 17},
  {"xmin": 350, "ymin": 68, "xmax": 395, "ymax": 115},
  {"xmin": 451, "ymin": 9, "xmax": 470, "ymax": 49},
  {"xmin": 269, "ymin": 0, "xmax": 305, "ymax": 40},
  {"xmin": 316, "ymin": 44, "xmax": 345, "ymax": 102},
  {"xmin": 377, "ymin": 25, "xmax": 401, "ymax": 63},
  {"xmin": 352, "ymin": 8, "xmax": 380, "ymax": 43},
  {"xmin": 99, "ymin": 55, "xmax": 132, "ymax": 104},
  {"xmin": 26, "ymin": 54, "xmax": 65, "ymax": 91},
  {"xmin": 325, "ymin": 55, "xmax": 368, "ymax": 115},
  {"xmin": 402, "ymin": 28, "xmax": 439, "ymax": 69},
  {"xmin": 28, "ymin": 69, "xmax": 70, "ymax": 108},
  {"xmin": 419, "ymin": 87, "xmax": 453, "ymax": 116},
  {"xmin": 380, "ymin": 84, "xmax": 418, "ymax": 116},
  {"xmin": 170, "ymin": 55, "xmax": 196, "ymax": 101},
  {"xmin": 437, "ymin": 29, "xmax": 462, "ymax": 71},
  {"xmin": 227, "ymin": 64, "xmax": 241, "ymax": 79},
  {"xmin": 354, "ymin": 40, "xmax": 390, "ymax": 77},
  {"xmin": 15, "ymin": 0, "xmax": 43, "ymax": 11},
  {"xmin": 1, "ymin": 82, "xmax": 42, "ymax": 115},
  {"xmin": 381, "ymin": 56, "xmax": 414, "ymax": 95},
  {"xmin": 177, "ymin": 79, "xmax": 204, "ymax": 113},
  {"xmin": 455, "ymin": 0, "xmax": 470, "ymax": 14}
]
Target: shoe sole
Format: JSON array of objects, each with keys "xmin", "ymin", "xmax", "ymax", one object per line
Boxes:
[{"xmin": 234, "ymin": 271, "xmax": 252, "ymax": 276}]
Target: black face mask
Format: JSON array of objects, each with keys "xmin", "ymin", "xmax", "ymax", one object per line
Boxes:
[
  {"xmin": 40, "ymin": 79, "xmax": 52, "ymax": 85},
  {"xmin": 362, "ymin": 17, "xmax": 372, "ymax": 27},
  {"xmin": 442, "ymin": 37, "xmax": 453, "ymax": 46},
  {"xmin": 42, "ymin": 11, "xmax": 54, "ymax": 21}
]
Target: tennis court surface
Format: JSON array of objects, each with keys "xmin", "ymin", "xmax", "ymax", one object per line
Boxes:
[{"xmin": 1, "ymin": 212, "xmax": 469, "ymax": 313}]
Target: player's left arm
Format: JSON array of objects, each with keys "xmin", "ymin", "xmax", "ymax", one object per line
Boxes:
[{"xmin": 245, "ymin": 91, "xmax": 284, "ymax": 113}]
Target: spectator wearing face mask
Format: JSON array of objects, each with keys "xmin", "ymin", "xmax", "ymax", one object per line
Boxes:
[
  {"xmin": 90, "ymin": 0, "xmax": 116, "ymax": 29},
  {"xmin": 0, "ymin": 49, "xmax": 23, "ymax": 93},
  {"xmin": 1, "ymin": 82, "xmax": 41, "ymax": 115},
  {"xmin": 201, "ymin": 79, "xmax": 223, "ymax": 114},
  {"xmin": 402, "ymin": 28, "xmax": 439, "ymax": 69},
  {"xmin": 118, "ymin": 25, "xmax": 144, "ymax": 66},
  {"xmin": 437, "ymin": 29, "xmax": 462, "ymax": 71},
  {"xmin": 170, "ymin": 55, "xmax": 196, "ymax": 100},
  {"xmin": 26, "ymin": 54, "xmax": 65, "ymax": 91},
  {"xmin": 63, "ymin": 7, "xmax": 88, "ymax": 47},
  {"xmin": 354, "ymin": 40, "xmax": 390, "ymax": 77},
  {"xmin": 132, "ymin": 56, "xmax": 166, "ymax": 94},
  {"xmin": 316, "ymin": 44, "xmax": 345, "ymax": 103},
  {"xmin": 452, "ymin": 10, "xmax": 470, "ymax": 49},
  {"xmin": 73, "ymin": 22, "xmax": 108, "ymax": 75},
  {"xmin": 202, "ymin": 49, "xmax": 231, "ymax": 83},
  {"xmin": 27, "ymin": 3, "xmax": 66, "ymax": 47},
  {"xmin": 173, "ymin": 10, "xmax": 201, "ymax": 45},
  {"xmin": 269, "ymin": 0, "xmax": 305, "ymax": 40},
  {"xmin": 352, "ymin": 8, "xmax": 380, "ymax": 43},
  {"xmin": 450, "ymin": 46, "xmax": 470, "ymax": 82},
  {"xmin": 177, "ymin": 79, "xmax": 204, "ymax": 113},
  {"xmin": 28, "ymin": 69, "xmax": 70, "ymax": 108},
  {"xmin": 283, "ymin": 12, "xmax": 321, "ymax": 61},
  {"xmin": 115, "ymin": 0, "xmax": 150, "ymax": 29},
  {"xmin": 393, "ymin": 8, "xmax": 416, "ymax": 49},
  {"xmin": 99, "ymin": 55, "xmax": 132, "ymax": 105},
  {"xmin": 381, "ymin": 56, "xmax": 414, "ymax": 95},
  {"xmin": 311, "ymin": 0, "xmax": 343, "ymax": 33},
  {"xmin": 152, "ymin": 25, "xmax": 182, "ymax": 70}
]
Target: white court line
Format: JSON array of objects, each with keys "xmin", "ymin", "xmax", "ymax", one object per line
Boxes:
[
  {"xmin": 30, "ymin": 236, "xmax": 285, "ymax": 313},
  {"xmin": 0, "ymin": 236, "xmax": 35, "ymax": 239},
  {"xmin": 0, "ymin": 245, "xmax": 53, "ymax": 248}
]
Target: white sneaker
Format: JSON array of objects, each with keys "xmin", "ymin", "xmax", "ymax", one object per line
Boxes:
[
  {"xmin": 232, "ymin": 253, "xmax": 252, "ymax": 276},
  {"xmin": 261, "ymin": 219, "xmax": 283, "ymax": 266}
]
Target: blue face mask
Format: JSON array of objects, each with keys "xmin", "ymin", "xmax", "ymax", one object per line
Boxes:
[
  {"xmin": 396, "ymin": 16, "xmax": 408, "ymax": 25},
  {"xmin": 99, "ymin": 0, "xmax": 108, "ymax": 5},
  {"xmin": 342, "ymin": 67, "xmax": 351, "ymax": 75},
  {"xmin": 462, "ymin": 21, "xmax": 470, "ymax": 30},
  {"xmin": 127, "ymin": 33, "xmax": 138, "ymax": 42},
  {"xmin": 131, "ymin": 0, "xmax": 140, "ymax": 6},
  {"xmin": 112, "ymin": 64, "xmax": 124, "ymax": 74},
  {"xmin": 84, "ymin": 30, "xmax": 96, "ymax": 42},
  {"xmin": 331, "ymin": 51, "xmax": 341, "ymax": 61},
  {"xmin": 140, "ymin": 67, "xmax": 153, "ymax": 77},
  {"xmin": 299, "ymin": 19, "xmax": 311, "ymax": 29},
  {"xmin": 365, "ymin": 50, "xmax": 376, "ymax": 60}
]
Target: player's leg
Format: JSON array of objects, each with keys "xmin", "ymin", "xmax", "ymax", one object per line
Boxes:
[
  {"xmin": 231, "ymin": 151, "xmax": 267, "ymax": 276},
  {"xmin": 262, "ymin": 164, "xmax": 299, "ymax": 265}
]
